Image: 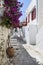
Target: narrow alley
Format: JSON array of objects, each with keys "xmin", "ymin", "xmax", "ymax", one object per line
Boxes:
[
  {"xmin": 0, "ymin": 0, "xmax": 43, "ymax": 65},
  {"xmin": 5, "ymin": 36, "xmax": 40, "ymax": 65}
]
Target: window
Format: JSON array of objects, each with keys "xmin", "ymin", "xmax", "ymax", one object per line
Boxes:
[
  {"xmin": 28, "ymin": 14, "xmax": 30, "ymax": 22},
  {"xmin": 31, "ymin": 7, "xmax": 36, "ymax": 20}
]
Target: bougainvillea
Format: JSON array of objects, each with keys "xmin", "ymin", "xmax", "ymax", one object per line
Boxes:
[{"xmin": 1, "ymin": 0, "xmax": 23, "ymax": 28}]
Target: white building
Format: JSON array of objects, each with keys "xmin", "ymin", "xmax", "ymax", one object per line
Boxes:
[
  {"xmin": 0, "ymin": 0, "xmax": 4, "ymax": 16},
  {"xmin": 23, "ymin": 0, "xmax": 43, "ymax": 46},
  {"xmin": 23, "ymin": 0, "xmax": 38, "ymax": 45},
  {"xmin": 0, "ymin": 0, "xmax": 4, "ymax": 24}
]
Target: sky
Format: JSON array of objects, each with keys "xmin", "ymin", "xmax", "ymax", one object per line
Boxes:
[{"xmin": 19, "ymin": 0, "xmax": 31, "ymax": 22}]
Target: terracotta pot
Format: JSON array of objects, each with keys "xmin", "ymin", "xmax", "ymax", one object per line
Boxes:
[{"xmin": 6, "ymin": 47, "xmax": 14, "ymax": 58}]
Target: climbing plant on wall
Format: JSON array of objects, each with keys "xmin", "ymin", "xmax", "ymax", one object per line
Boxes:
[{"xmin": 1, "ymin": 0, "xmax": 23, "ymax": 28}]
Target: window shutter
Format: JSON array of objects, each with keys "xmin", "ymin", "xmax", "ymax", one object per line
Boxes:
[{"xmin": 31, "ymin": 8, "xmax": 36, "ymax": 20}]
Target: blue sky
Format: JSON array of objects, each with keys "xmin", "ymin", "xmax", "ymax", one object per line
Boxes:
[{"xmin": 19, "ymin": 0, "xmax": 31, "ymax": 22}]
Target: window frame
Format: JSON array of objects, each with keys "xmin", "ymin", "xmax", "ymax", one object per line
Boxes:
[
  {"xmin": 28, "ymin": 13, "xmax": 30, "ymax": 23},
  {"xmin": 31, "ymin": 7, "xmax": 36, "ymax": 20}
]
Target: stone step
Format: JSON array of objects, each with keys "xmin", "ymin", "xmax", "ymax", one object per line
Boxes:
[
  {"xmin": 10, "ymin": 45, "xmax": 21, "ymax": 49},
  {"xmin": 10, "ymin": 41, "xmax": 21, "ymax": 45},
  {"xmin": 10, "ymin": 39, "xmax": 17, "ymax": 42},
  {"xmin": 10, "ymin": 42, "xmax": 20, "ymax": 45},
  {"xmin": 10, "ymin": 44, "xmax": 19, "ymax": 47}
]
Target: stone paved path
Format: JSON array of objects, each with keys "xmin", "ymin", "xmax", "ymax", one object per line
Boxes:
[{"xmin": 6, "ymin": 37, "xmax": 40, "ymax": 65}]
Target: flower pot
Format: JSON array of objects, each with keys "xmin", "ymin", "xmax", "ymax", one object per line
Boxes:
[{"xmin": 6, "ymin": 47, "xmax": 14, "ymax": 58}]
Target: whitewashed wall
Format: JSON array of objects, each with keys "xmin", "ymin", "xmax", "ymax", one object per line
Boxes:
[
  {"xmin": 25, "ymin": 0, "xmax": 38, "ymax": 45},
  {"xmin": 36, "ymin": 0, "xmax": 43, "ymax": 51},
  {"xmin": 22, "ymin": 27, "xmax": 25, "ymax": 38},
  {"xmin": 29, "ymin": 25, "xmax": 38, "ymax": 45},
  {"xmin": 38, "ymin": 0, "xmax": 43, "ymax": 29},
  {"xmin": 36, "ymin": 26, "xmax": 43, "ymax": 51},
  {"xmin": 26, "ymin": 0, "xmax": 36, "ymax": 15},
  {"xmin": 24, "ymin": 26, "xmax": 30, "ymax": 44},
  {"xmin": 0, "ymin": 0, "xmax": 4, "ymax": 17}
]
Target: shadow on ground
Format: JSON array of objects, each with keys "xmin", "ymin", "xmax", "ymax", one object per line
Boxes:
[
  {"xmin": 6, "ymin": 36, "xmax": 40, "ymax": 65},
  {"xmin": 13, "ymin": 44, "xmax": 40, "ymax": 65},
  {"xmin": 11, "ymin": 36, "xmax": 26, "ymax": 44}
]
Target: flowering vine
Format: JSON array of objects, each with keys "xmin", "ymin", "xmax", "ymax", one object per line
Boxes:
[{"xmin": 1, "ymin": 0, "xmax": 23, "ymax": 28}]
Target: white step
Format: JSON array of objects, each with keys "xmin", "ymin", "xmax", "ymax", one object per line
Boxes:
[{"xmin": 10, "ymin": 39, "xmax": 17, "ymax": 42}]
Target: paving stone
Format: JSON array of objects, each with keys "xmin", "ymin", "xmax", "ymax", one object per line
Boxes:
[{"xmin": 6, "ymin": 36, "xmax": 40, "ymax": 65}]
